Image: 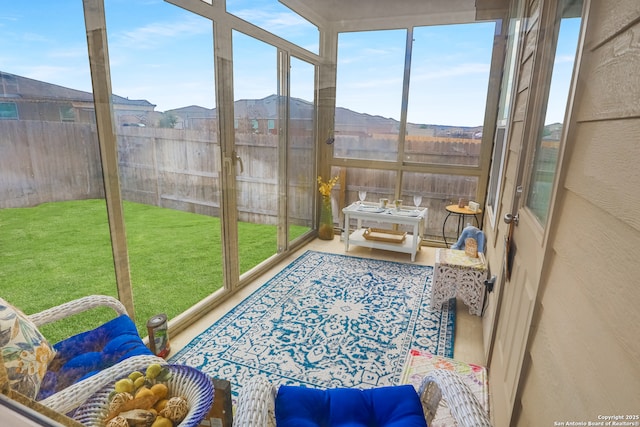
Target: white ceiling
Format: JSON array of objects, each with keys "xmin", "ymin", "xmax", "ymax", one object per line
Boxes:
[{"xmin": 280, "ymin": 0, "xmax": 508, "ymax": 30}]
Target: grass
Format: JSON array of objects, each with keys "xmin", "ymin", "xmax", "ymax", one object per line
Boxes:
[{"xmin": 0, "ymin": 199, "xmax": 308, "ymax": 343}]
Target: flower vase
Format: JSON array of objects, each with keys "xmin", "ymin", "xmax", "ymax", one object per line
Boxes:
[{"xmin": 318, "ymin": 195, "xmax": 335, "ymax": 240}]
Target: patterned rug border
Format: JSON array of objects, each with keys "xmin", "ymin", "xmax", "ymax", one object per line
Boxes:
[{"xmin": 169, "ymin": 250, "xmax": 455, "ymax": 392}]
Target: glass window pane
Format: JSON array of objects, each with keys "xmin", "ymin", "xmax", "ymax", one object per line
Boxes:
[
  {"xmin": 337, "ymin": 166, "xmax": 398, "ymax": 230},
  {"xmin": 288, "ymin": 57, "xmax": 316, "ymax": 242},
  {"xmin": 60, "ymin": 105, "xmax": 75, "ymax": 122},
  {"xmin": 226, "ymin": 0, "xmax": 319, "ymax": 54},
  {"xmin": 406, "ymin": 23, "xmax": 494, "ymax": 166},
  {"xmin": 339, "ymin": 167, "xmax": 398, "ymax": 208},
  {"xmin": 232, "ymin": 31, "xmax": 279, "ymax": 273},
  {"xmin": 106, "ymin": 1, "xmax": 222, "ymax": 328},
  {"xmin": 487, "ymin": 1, "xmax": 524, "ymax": 218},
  {"xmin": 337, "ymin": 167, "xmax": 478, "ymax": 242},
  {"xmin": 0, "ymin": 102, "xmax": 19, "ymax": 119},
  {"xmin": 526, "ymin": 4, "xmax": 582, "ymax": 224},
  {"xmin": 0, "ymin": 3, "xmax": 115, "ymax": 342},
  {"xmin": 401, "ymin": 172, "xmax": 479, "ymax": 242},
  {"xmin": 334, "ymin": 30, "xmax": 406, "ymax": 161}
]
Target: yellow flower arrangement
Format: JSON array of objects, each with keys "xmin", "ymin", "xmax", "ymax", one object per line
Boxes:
[
  {"xmin": 317, "ymin": 175, "xmax": 339, "ymax": 197},
  {"xmin": 317, "ymin": 175, "xmax": 339, "ymax": 240}
]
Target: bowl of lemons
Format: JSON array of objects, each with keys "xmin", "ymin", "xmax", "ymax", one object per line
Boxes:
[{"xmin": 73, "ymin": 364, "xmax": 214, "ymax": 427}]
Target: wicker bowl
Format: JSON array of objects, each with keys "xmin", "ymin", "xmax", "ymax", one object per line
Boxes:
[{"xmin": 73, "ymin": 364, "xmax": 214, "ymax": 427}]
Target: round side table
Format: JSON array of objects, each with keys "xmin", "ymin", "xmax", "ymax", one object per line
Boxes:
[{"xmin": 442, "ymin": 204, "xmax": 482, "ymax": 247}]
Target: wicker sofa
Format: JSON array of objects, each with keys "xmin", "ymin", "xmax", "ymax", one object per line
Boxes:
[
  {"xmin": 234, "ymin": 369, "xmax": 492, "ymax": 427},
  {"xmin": 1, "ymin": 295, "xmax": 166, "ymax": 416}
]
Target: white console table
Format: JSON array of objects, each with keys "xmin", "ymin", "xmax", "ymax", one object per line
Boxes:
[{"xmin": 342, "ymin": 203, "xmax": 428, "ymax": 262}]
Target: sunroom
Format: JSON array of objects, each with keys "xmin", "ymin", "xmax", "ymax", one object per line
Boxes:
[
  {"xmin": 1, "ymin": 0, "xmax": 514, "ymax": 331},
  {"xmin": 4, "ymin": 0, "xmax": 638, "ymax": 425}
]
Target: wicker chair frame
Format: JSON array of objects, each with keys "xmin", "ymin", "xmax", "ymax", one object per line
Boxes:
[
  {"xmin": 234, "ymin": 369, "xmax": 492, "ymax": 427},
  {"xmin": 2, "ymin": 295, "xmax": 167, "ymax": 416}
]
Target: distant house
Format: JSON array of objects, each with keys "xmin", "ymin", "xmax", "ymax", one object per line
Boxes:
[
  {"xmin": 0, "ymin": 70, "xmax": 157, "ymax": 126},
  {"xmin": 165, "ymin": 105, "xmax": 217, "ymax": 130},
  {"xmin": 233, "ymin": 95, "xmax": 284, "ymax": 135},
  {"xmin": 168, "ymin": 95, "xmax": 315, "ymax": 135}
]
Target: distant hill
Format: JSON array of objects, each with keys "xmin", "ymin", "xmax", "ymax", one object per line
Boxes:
[{"xmin": 167, "ymin": 95, "xmax": 483, "ymax": 137}]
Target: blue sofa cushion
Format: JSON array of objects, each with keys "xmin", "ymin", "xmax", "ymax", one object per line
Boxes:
[
  {"xmin": 36, "ymin": 314, "xmax": 153, "ymax": 400},
  {"xmin": 275, "ymin": 384, "xmax": 427, "ymax": 427}
]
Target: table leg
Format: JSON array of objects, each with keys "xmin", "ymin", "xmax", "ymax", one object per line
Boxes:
[
  {"xmin": 344, "ymin": 212, "xmax": 350, "ymax": 252},
  {"xmin": 442, "ymin": 211, "xmax": 453, "ymax": 247},
  {"xmin": 411, "ymin": 222, "xmax": 419, "ymax": 262}
]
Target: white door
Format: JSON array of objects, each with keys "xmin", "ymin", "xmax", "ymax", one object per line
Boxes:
[{"xmin": 489, "ymin": 0, "xmax": 585, "ymax": 424}]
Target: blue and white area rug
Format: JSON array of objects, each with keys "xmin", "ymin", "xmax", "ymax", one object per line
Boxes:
[{"xmin": 169, "ymin": 250, "xmax": 455, "ymax": 396}]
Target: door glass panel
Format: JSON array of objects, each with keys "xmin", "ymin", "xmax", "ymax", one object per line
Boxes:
[
  {"xmin": 288, "ymin": 57, "xmax": 316, "ymax": 243},
  {"xmin": 334, "ymin": 30, "xmax": 406, "ymax": 161},
  {"xmin": 106, "ymin": 2, "xmax": 221, "ymax": 328},
  {"xmin": 0, "ymin": 3, "xmax": 116, "ymax": 342},
  {"xmin": 232, "ymin": 31, "xmax": 279, "ymax": 273},
  {"xmin": 406, "ymin": 23, "xmax": 494, "ymax": 166},
  {"xmin": 526, "ymin": 1, "xmax": 582, "ymax": 224},
  {"xmin": 488, "ymin": 3, "xmax": 524, "ymax": 221}
]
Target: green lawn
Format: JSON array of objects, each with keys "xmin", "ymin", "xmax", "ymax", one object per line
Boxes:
[{"xmin": 0, "ymin": 199, "xmax": 308, "ymax": 343}]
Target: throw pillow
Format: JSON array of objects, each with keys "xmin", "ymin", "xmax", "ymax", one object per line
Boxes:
[
  {"xmin": 0, "ymin": 297, "xmax": 56, "ymax": 399},
  {"xmin": 276, "ymin": 384, "xmax": 427, "ymax": 427},
  {"xmin": 36, "ymin": 314, "xmax": 154, "ymax": 400}
]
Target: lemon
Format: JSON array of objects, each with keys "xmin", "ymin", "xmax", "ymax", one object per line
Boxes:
[
  {"xmin": 151, "ymin": 416, "xmax": 172, "ymax": 427},
  {"xmin": 114, "ymin": 378, "xmax": 134, "ymax": 394},
  {"xmin": 146, "ymin": 364, "xmax": 163, "ymax": 379},
  {"xmin": 133, "ymin": 376, "xmax": 146, "ymax": 389},
  {"xmin": 128, "ymin": 371, "xmax": 144, "ymax": 382}
]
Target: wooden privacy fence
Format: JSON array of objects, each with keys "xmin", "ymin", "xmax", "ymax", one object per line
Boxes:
[
  {"xmin": 0, "ymin": 121, "xmax": 316, "ymax": 225},
  {"xmin": 0, "ymin": 121, "xmax": 104, "ymax": 208},
  {"xmin": 334, "ymin": 134, "xmax": 482, "ymax": 166},
  {"xmin": 1, "ymin": 120, "xmax": 480, "ymax": 240}
]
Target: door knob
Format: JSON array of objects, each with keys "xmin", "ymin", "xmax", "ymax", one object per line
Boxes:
[{"xmin": 504, "ymin": 213, "xmax": 519, "ymax": 225}]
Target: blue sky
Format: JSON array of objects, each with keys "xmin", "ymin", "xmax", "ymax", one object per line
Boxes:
[{"xmin": 1, "ymin": 0, "xmax": 580, "ymax": 127}]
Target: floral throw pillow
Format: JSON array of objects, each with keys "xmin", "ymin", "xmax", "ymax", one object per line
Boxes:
[{"xmin": 0, "ymin": 297, "xmax": 56, "ymax": 399}]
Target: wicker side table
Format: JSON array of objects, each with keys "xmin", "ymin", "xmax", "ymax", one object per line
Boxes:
[{"xmin": 432, "ymin": 249, "xmax": 488, "ymax": 316}]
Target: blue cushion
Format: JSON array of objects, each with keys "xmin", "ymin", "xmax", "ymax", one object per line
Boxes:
[
  {"xmin": 275, "ymin": 384, "xmax": 427, "ymax": 427},
  {"xmin": 36, "ymin": 314, "xmax": 153, "ymax": 400}
]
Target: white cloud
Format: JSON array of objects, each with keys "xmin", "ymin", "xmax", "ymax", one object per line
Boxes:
[
  {"xmin": 411, "ymin": 62, "xmax": 489, "ymax": 81},
  {"xmin": 111, "ymin": 16, "xmax": 210, "ymax": 49},
  {"xmin": 21, "ymin": 65, "xmax": 93, "ymax": 92},
  {"xmin": 232, "ymin": 8, "xmax": 311, "ymax": 33},
  {"xmin": 555, "ymin": 54, "xmax": 576, "ymax": 64},
  {"xmin": 47, "ymin": 46, "xmax": 88, "ymax": 60},
  {"xmin": 347, "ymin": 76, "xmax": 403, "ymax": 90}
]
